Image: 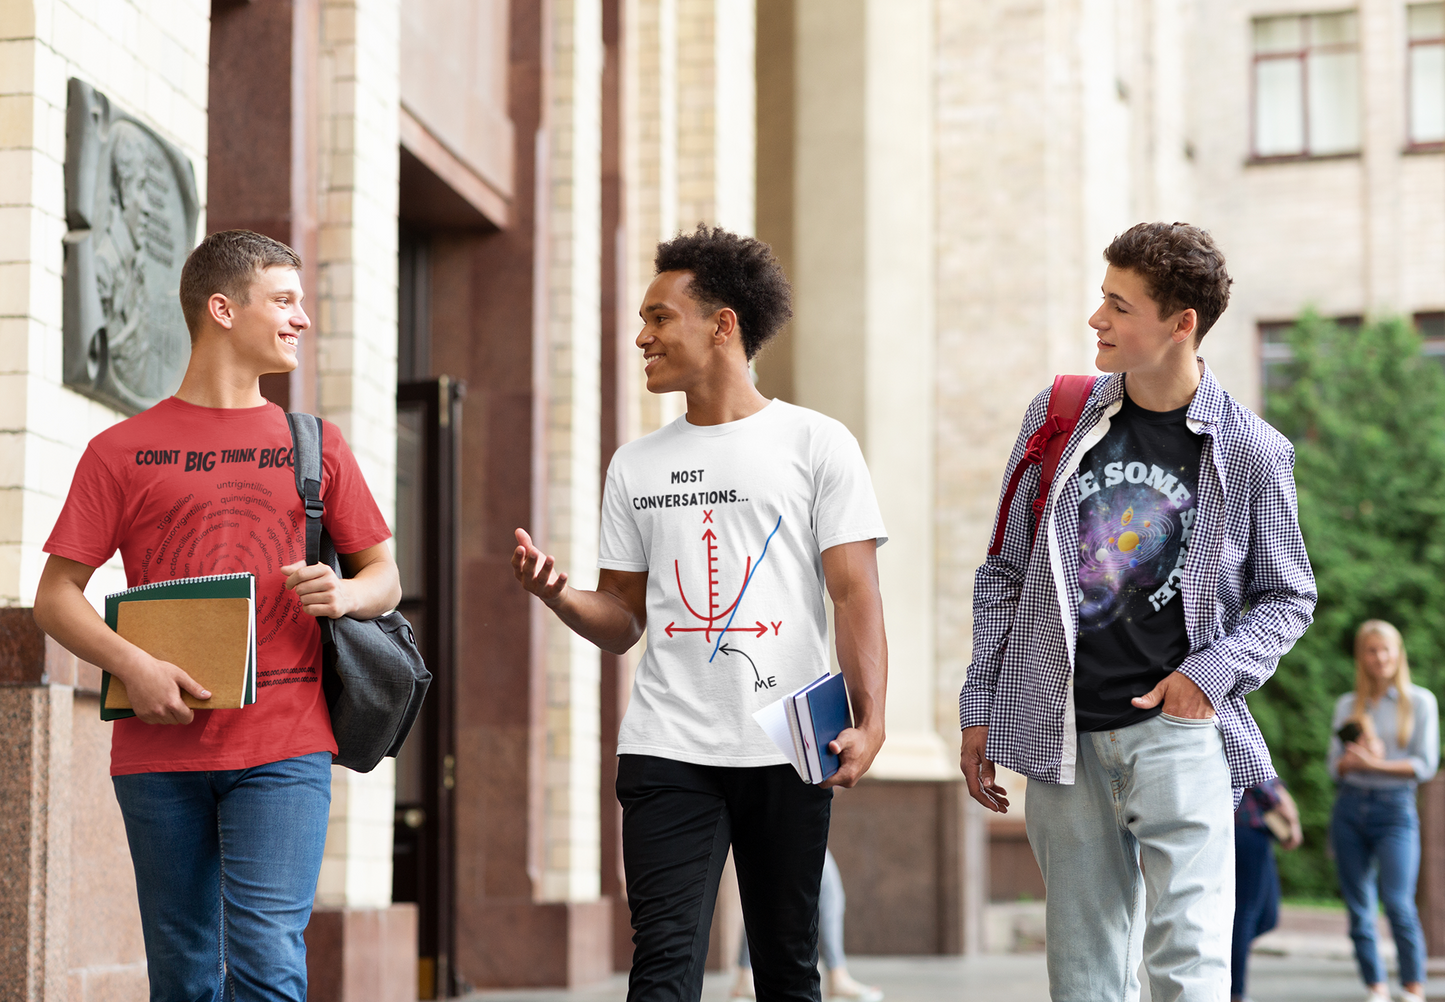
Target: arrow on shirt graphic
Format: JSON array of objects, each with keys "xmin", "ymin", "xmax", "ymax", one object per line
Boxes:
[
  {"xmin": 664, "ymin": 620, "xmax": 768, "ymax": 638},
  {"xmin": 717, "ymin": 643, "xmax": 761, "ymax": 682}
]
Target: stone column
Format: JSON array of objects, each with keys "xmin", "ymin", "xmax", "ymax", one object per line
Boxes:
[
  {"xmin": 434, "ymin": 0, "xmax": 611, "ymax": 985},
  {"xmin": 623, "ymin": 0, "xmax": 677, "ymax": 433},
  {"xmin": 0, "ymin": 1, "xmax": 208, "ymax": 995},
  {"xmin": 791, "ymin": 0, "xmax": 947, "ymax": 779},
  {"xmin": 1360, "ymin": 0, "xmax": 1407, "ymax": 317},
  {"xmin": 304, "ymin": 2, "xmax": 418, "ymax": 997},
  {"xmin": 208, "ymin": 0, "xmax": 321, "ymax": 411},
  {"xmin": 1417, "ymin": 775, "xmax": 1445, "ymax": 955},
  {"xmin": 754, "ymin": 0, "xmax": 988, "ymax": 953},
  {"xmin": 676, "ymin": 0, "xmax": 754, "ymax": 234},
  {"xmin": 624, "ymin": 0, "xmax": 755, "ymax": 435},
  {"xmin": 541, "ymin": 0, "xmax": 605, "ymax": 908},
  {"xmin": 598, "ymin": 0, "xmax": 634, "ymax": 972},
  {"xmin": 0, "ymin": 680, "xmax": 72, "ymax": 999}
]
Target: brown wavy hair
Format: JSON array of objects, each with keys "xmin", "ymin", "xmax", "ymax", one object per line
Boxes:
[
  {"xmin": 179, "ymin": 229, "xmax": 303, "ymax": 340},
  {"xmin": 1103, "ymin": 222, "xmax": 1233, "ymax": 344}
]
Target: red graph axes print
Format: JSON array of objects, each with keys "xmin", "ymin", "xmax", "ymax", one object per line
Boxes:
[{"xmin": 667, "ymin": 511, "xmax": 782, "ymax": 643}]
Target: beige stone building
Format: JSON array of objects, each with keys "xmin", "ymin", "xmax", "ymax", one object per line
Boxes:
[{"xmin": 0, "ymin": 0, "xmax": 1441, "ymax": 998}]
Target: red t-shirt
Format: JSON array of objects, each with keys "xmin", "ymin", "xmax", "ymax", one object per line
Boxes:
[{"xmin": 44, "ymin": 397, "xmax": 392, "ymax": 776}]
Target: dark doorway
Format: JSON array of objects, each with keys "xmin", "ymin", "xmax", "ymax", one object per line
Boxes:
[
  {"xmin": 393, "ymin": 376, "xmax": 462, "ymax": 996},
  {"xmin": 393, "ymin": 225, "xmax": 464, "ymax": 997}
]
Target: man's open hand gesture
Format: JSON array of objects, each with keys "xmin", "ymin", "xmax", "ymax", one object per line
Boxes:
[{"xmin": 513, "ymin": 528, "xmax": 569, "ymax": 608}]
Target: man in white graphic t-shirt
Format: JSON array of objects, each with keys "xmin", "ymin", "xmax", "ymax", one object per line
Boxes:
[{"xmin": 513, "ymin": 225, "xmax": 889, "ymax": 1002}]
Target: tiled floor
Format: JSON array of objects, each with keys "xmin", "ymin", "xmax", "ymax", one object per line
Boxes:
[{"xmin": 465, "ymin": 954, "xmax": 1445, "ymax": 1002}]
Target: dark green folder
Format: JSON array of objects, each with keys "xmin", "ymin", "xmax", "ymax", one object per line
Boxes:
[{"xmin": 101, "ymin": 573, "xmax": 257, "ymax": 721}]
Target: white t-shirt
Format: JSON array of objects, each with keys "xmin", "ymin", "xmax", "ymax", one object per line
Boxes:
[{"xmin": 600, "ymin": 399, "xmax": 888, "ymax": 767}]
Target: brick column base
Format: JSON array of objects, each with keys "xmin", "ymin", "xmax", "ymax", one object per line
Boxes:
[
  {"xmin": 1417, "ymin": 774, "xmax": 1445, "ymax": 955},
  {"xmin": 828, "ymin": 779, "xmax": 987, "ymax": 955},
  {"xmin": 305, "ymin": 904, "xmax": 418, "ymax": 1002},
  {"xmin": 455, "ymin": 898, "xmax": 612, "ymax": 988}
]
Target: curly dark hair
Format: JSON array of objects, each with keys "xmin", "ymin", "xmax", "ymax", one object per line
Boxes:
[
  {"xmin": 1103, "ymin": 222, "xmax": 1233, "ymax": 343},
  {"xmin": 654, "ymin": 225, "xmax": 793, "ymax": 360}
]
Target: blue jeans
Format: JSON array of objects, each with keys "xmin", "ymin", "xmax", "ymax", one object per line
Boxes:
[
  {"xmin": 1331, "ymin": 785, "xmax": 1426, "ymax": 987},
  {"xmin": 112, "ymin": 752, "xmax": 332, "ymax": 1002},
  {"xmin": 1027, "ymin": 713, "xmax": 1235, "ymax": 1002},
  {"xmin": 1231, "ymin": 823, "xmax": 1280, "ymax": 998}
]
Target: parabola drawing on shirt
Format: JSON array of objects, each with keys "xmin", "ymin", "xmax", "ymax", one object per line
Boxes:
[
  {"xmin": 707, "ymin": 515, "xmax": 782, "ymax": 662},
  {"xmin": 664, "ymin": 512, "xmax": 785, "ymax": 657}
]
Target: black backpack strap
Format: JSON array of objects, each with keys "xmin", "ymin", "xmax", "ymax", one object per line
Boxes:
[{"xmin": 285, "ymin": 413, "xmax": 325, "ymax": 566}]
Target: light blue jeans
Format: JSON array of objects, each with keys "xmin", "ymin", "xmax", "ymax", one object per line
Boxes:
[
  {"xmin": 112, "ymin": 752, "xmax": 333, "ymax": 1002},
  {"xmin": 1331, "ymin": 785, "xmax": 1426, "ymax": 987},
  {"xmin": 1026, "ymin": 713, "xmax": 1234, "ymax": 1002}
]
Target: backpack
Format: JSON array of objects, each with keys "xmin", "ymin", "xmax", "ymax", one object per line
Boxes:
[
  {"xmin": 285, "ymin": 414, "xmax": 432, "ymax": 773},
  {"xmin": 987, "ymin": 374, "xmax": 1098, "ymax": 556}
]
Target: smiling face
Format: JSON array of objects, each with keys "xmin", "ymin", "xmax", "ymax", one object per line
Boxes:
[
  {"xmin": 217, "ymin": 266, "xmax": 309, "ymax": 375},
  {"xmin": 1089, "ymin": 265, "xmax": 1197, "ymax": 375},
  {"xmin": 1359, "ymin": 631, "xmax": 1401, "ymax": 684},
  {"xmin": 635, "ymin": 270, "xmax": 737, "ymax": 394}
]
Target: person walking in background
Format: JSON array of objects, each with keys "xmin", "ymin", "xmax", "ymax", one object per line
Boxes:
[
  {"xmin": 1231, "ymin": 777, "xmax": 1302, "ymax": 1002},
  {"xmin": 1329, "ymin": 620, "xmax": 1439, "ymax": 1002},
  {"xmin": 730, "ymin": 849, "xmax": 883, "ymax": 1002},
  {"xmin": 960, "ymin": 222, "xmax": 1317, "ymax": 1002}
]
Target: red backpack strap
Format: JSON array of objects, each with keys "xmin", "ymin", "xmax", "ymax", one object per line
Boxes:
[{"xmin": 987, "ymin": 374, "xmax": 1098, "ymax": 556}]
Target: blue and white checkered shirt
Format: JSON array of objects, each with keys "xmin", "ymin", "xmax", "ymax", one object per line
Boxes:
[{"xmin": 960, "ymin": 362, "xmax": 1316, "ymax": 791}]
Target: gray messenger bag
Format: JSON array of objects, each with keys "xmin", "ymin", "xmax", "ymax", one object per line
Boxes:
[{"xmin": 286, "ymin": 413, "xmax": 431, "ymax": 773}]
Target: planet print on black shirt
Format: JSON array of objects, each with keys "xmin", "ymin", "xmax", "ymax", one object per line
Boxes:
[{"xmin": 1073, "ymin": 393, "xmax": 1203, "ymax": 733}]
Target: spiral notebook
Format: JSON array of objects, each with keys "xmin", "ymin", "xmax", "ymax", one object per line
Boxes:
[{"xmin": 100, "ymin": 573, "xmax": 257, "ymax": 721}]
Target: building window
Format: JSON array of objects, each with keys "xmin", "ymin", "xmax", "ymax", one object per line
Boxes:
[
  {"xmin": 1408, "ymin": 3, "xmax": 1445, "ymax": 148},
  {"xmin": 1263, "ymin": 314, "xmax": 1445, "ymax": 400},
  {"xmin": 1418, "ymin": 311, "xmax": 1445, "ymax": 356},
  {"xmin": 1260, "ymin": 316, "xmax": 1362, "ymax": 396},
  {"xmin": 1253, "ymin": 11, "xmax": 1361, "ymax": 159}
]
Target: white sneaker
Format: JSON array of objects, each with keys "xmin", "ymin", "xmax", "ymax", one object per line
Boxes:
[
  {"xmin": 828, "ymin": 970, "xmax": 884, "ymax": 1002},
  {"xmin": 1399, "ymin": 992, "xmax": 1425, "ymax": 1002}
]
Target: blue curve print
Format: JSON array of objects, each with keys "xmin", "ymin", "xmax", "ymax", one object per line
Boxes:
[{"xmin": 708, "ymin": 515, "xmax": 783, "ymax": 663}]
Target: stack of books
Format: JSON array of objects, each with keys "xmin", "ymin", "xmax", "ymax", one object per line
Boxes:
[
  {"xmin": 100, "ymin": 573, "xmax": 258, "ymax": 720},
  {"xmin": 752, "ymin": 672, "xmax": 852, "ymax": 784}
]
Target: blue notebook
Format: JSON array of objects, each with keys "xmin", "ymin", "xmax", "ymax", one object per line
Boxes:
[{"xmin": 791, "ymin": 672, "xmax": 851, "ymax": 784}]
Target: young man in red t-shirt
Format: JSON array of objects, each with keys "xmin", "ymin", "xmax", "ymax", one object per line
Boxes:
[{"xmin": 33, "ymin": 229, "xmax": 400, "ymax": 1000}]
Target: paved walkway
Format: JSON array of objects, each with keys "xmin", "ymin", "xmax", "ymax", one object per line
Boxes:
[
  {"xmin": 464, "ymin": 906, "xmax": 1445, "ymax": 1001},
  {"xmin": 466, "ymin": 954, "xmax": 1445, "ymax": 1002}
]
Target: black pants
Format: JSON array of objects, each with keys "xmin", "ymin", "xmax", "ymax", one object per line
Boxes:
[{"xmin": 617, "ymin": 754, "xmax": 833, "ymax": 1002}]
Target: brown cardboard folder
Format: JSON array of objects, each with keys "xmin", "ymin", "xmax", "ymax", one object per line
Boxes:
[{"xmin": 105, "ymin": 598, "xmax": 254, "ymax": 711}]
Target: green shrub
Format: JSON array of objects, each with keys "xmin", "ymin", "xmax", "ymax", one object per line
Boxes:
[{"xmin": 1259, "ymin": 310, "xmax": 1445, "ymax": 898}]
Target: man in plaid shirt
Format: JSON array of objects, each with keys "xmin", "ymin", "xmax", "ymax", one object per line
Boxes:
[{"xmin": 960, "ymin": 223, "xmax": 1316, "ymax": 1002}]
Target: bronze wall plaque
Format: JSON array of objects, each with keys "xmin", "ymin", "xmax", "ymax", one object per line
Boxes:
[{"xmin": 63, "ymin": 78, "xmax": 199, "ymax": 414}]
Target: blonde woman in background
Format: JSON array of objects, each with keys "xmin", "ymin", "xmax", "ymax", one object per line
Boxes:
[{"xmin": 1329, "ymin": 620, "xmax": 1440, "ymax": 1002}]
